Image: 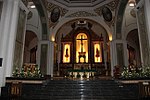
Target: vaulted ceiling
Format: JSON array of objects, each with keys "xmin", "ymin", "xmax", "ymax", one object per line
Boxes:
[{"xmin": 48, "ymin": 0, "xmax": 112, "ymax": 8}]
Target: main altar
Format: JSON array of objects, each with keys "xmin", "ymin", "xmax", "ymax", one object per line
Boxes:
[{"xmin": 55, "ymin": 22, "xmax": 110, "ymax": 78}]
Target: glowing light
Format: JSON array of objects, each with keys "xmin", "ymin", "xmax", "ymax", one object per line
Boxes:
[
  {"xmin": 128, "ymin": 0, "xmax": 136, "ymax": 7},
  {"xmin": 109, "ymin": 35, "xmax": 112, "ymax": 41},
  {"xmin": 76, "ymin": 33, "xmax": 88, "ymax": 63},
  {"xmin": 30, "ymin": 5, "xmax": 36, "ymax": 9},
  {"xmin": 51, "ymin": 37, "xmax": 55, "ymax": 41},
  {"xmin": 94, "ymin": 43, "xmax": 102, "ymax": 62},
  {"xmin": 63, "ymin": 44, "xmax": 70, "ymax": 63}
]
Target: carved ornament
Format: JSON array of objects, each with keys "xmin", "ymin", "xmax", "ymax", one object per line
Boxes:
[{"xmin": 66, "ymin": 11, "xmax": 97, "ymax": 18}]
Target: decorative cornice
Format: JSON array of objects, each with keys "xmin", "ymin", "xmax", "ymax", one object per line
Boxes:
[
  {"xmin": 44, "ymin": 0, "xmax": 68, "ymax": 17},
  {"xmin": 104, "ymin": 17, "xmax": 115, "ymax": 27},
  {"xmin": 66, "ymin": 11, "xmax": 97, "ymax": 18},
  {"xmin": 94, "ymin": 0, "xmax": 120, "ymax": 27},
  {"xmin": 43, "ymin": 0, "xmax": 68, "ymax": 28},
  {"xmin": 94, "ymin": 0, "xmax": 119, "ymax": 16},
  {"xmin": 49, "ymin": 19, "xmax": 58, "ymax": 28},
  {"xmin": 130, "ymin": 9, "xmax": 136, "ymax": 18}
]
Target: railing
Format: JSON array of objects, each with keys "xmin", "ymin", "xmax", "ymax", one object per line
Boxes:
[
  {"xmin": 10, "ymin": 82, "xmax": 22, "ymax": 97},
  {"xmin": 139, "ymin": 82, "xmax": 150, "ymax": 99}
]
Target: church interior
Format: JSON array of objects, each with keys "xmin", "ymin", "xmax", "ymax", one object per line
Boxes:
[{"xmin": 1, "ymin": 0, "xmax": 150, "ymax": 99}]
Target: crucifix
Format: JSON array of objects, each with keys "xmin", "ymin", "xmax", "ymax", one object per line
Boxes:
[
  {"xmin": 77, "ymin": 35, "xmax": 87, "ymax": 63},
  {"xmin": 77, "ymin": 35, "xmax": 86, "ymax": 52}
]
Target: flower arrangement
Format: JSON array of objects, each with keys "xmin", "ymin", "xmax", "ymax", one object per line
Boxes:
[
  {"xmin": 12, "ymin": 65, "xmax": 43, "ymax": 78},
  {"xmin": 121, "ymin": 65, "xmax": 150, "ymax": 79}
]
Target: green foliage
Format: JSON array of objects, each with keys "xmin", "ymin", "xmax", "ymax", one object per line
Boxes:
[
  {"xmin": 121, "ymin": 65, "xmax": 150, "ymax": 79},
  {"xmin": 12, "ymin": 67, "xmax": 20, "ymax": 77},
  {"xmin": 12, "ymin": 65, "xmax": 43, "ymax": 78}
]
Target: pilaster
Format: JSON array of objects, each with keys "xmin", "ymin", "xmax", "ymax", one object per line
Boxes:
[
  {"xmin": 0, "ymin": 0, "xmax": 29, "ymax": 95},
  {"xmin": 110, "ymin": 39, "xmax": 128, "ymax": 77},
  {"xmin": 48, "ymin": 41, "xmax": 54, "ymax": 77}
]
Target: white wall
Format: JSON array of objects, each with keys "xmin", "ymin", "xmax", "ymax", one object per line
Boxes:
[
  {"xmin": 0, "ymin": 0, "xmax": 28, "ymax": 94},
  {"xmin": 123, "ymin": 4, "xmax": 137, "ymax": 39},
  {"xmin": 26, "ymin": 8, "xmax": 42, "ymax": 40}
]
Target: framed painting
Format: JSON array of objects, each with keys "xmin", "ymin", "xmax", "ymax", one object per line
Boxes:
[
  {"xmin": 50, "ymin": 7, "xmax": 60, "ymax": 23},
  {"xmin": 102, "ymin": 6, "xmax": 112, "ymax": 22}
]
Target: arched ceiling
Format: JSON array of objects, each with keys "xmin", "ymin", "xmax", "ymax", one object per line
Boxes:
[
  {"xmin": 55, "ymin": 19, "xmax": 108, "ymax": 43},
  {"xmin": 126, "ymin": 29, "xmax": 139, "ymax": 48},
  {"xmin": 25, "ymin": 0, "xmax": 137, "ymax": 42},
  {"xmin": 47, "ymin": 0, "xmax": 117, "ymax": 8},
  {"xmin": 52, "ymin": 0, "xmax": 106, "ymax": 7},
  {"xmin": 25, "ymin": 31, "xmax": 37, "ymax": 47}
]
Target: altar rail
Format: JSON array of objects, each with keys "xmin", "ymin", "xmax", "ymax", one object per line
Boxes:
[{"xmin": 119, "ymin": 80, "xmax": 150, "ymax": 99}]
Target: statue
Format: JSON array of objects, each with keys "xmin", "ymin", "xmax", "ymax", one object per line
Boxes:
[
  {"xmin": 96, "ymin": 48, "xmax": 100, "ymax": 57},
  {"xmin": 65, "ymin": 48, "xmax": 69, "ymax": 58}
]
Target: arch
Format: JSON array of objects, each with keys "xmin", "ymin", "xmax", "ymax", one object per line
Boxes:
[
  {"xmin": 32, "ymin": 0, "xmax": 49, "ymax": 40},
  {"xmin": 125, "ymin": 24, "xmax": 138, "ymax": 39},
  {"xmin": 115, "ymin": 0, "xmax": 128, "ymax": 39},
  {"xmin": 26, "ymin": 25, "xmax": 40, "ymax": 40},
  {"xmin": 24, "ymin": 30, "xmax": 38, "ymax": 63},
  {"xmin": 50, "ymin": 17, "xmax": 111, "ymax": 41},
  {"xmin": 126, "ymin": 29, "xmax": 141, "ymax": 66}
]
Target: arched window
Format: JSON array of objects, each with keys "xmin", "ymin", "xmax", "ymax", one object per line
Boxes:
[{"xmin": 76, "ymin": 33, "xmax": 88, "ymax": 63}]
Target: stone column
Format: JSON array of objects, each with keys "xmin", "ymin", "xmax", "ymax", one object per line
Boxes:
[
  {"xmin": 136, "ymin": 0, "xmax": 150, "ymax": 66},
  {"xmin": 48, "ymin": 41, "xmax": 54, "ymax": 77},
  {"xmin": 110, "ymin": 40, "xmax": 128, "ymax": 77},
  {"xmin": 39, "ymin": 41, "xmax": 48, "ymax": 75},
  {"xmin": 110, "ymin": 40, "xmax": 117, "ymax": 77},
  {"xmin": 144, "ymin": 0, "xmax": 150, "ymax": 47},
  {"xmin": 0, "ymin": 0, "xmax": 28, "ymax": 95}
]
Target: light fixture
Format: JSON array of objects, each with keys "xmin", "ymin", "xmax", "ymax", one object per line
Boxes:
[
  {"xmin": 129, "ymin": 0, "xmax": 136, "ymax": 7},
  {"xmin": 28, "ymin": 2, "xmax": 36, "ymax": 9},
  {"xmin": 30, "ymin": 5, "xmax": 36, "ymax": 9}
]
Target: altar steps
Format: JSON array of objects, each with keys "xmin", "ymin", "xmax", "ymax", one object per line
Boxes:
[{"xmin": 21, "ymin": 79, "xmax": 138, "ymax": 100}]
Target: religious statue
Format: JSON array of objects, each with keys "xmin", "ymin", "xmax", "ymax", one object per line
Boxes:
[
  {"xmin": 95, "ymin": 48, "xmax": 100, "ymax": 57},
  {"xmin": 65, "ymin": 48, "xmax": 69, "ymax": 58}
]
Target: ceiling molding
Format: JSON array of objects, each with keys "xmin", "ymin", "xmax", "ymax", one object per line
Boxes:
[
  {"xmin": 54, "ymin": 0, "xmax": 105, "ymax": 7},
  {"xmin": 66, "ymin": 11, "xmax": 97, "ymax": 18},
  {"xmin": 94, "ymin": 0, "xmax": 120, "ymax": 16},
  {"xmin": 94, "ymin": 0, "xmax": 120, "ymax": 27},
  {"xmin": 44, "ymin": 0, "xmax": 68, "ymax": 17}
]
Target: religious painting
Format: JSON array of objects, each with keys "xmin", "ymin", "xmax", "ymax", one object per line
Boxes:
[
  {"xmin": 63, "ymin": 43, "xmax": 70, "ymax": 63},
  {"xmin": 13, "ymin": 9, "xmax": 26, "ymax": 69},
  {"xmin": 50, "ymin": 7, "xmax": 60, "ymax": 23},
  {"xmin": 76, "ymin": 33, "xmax": 88, "ymax": 63},
  {"xmin": 102, "ymin": 6, "xmax": 112, "ymax": 22}
]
